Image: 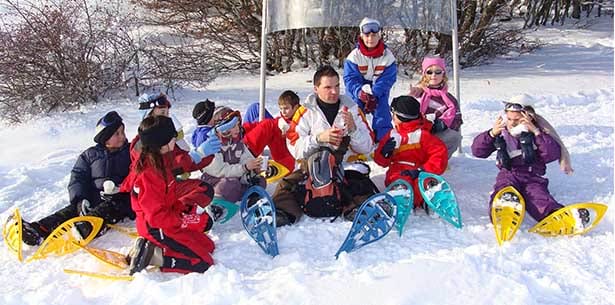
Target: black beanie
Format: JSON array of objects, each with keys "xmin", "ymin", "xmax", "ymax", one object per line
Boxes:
[
  {"xmin": 139, "ymin": 116, "xmax": 177, "ymax": 149},
  {"xmin": 192, "ymin": 99, "xmax": 215, "ymax": 125},
  {"xmin": 94, "ymin": 111, "xmax": 124, "ymax": 145},
  {"xmin": 391, "ymin": 96, "xmax": 421, "ymax": 122}
]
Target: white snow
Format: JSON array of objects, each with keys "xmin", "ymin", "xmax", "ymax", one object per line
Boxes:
[{"xmin": 0, "ymin": 17, "xmax": 613, "ymax": 305}]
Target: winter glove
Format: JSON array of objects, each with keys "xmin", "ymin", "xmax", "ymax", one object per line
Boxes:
[
  {"xmin": 359, "ymin": 91, "xmax": 378, "ymax": 114},
  {"xmin": 431, "ymin": 118, "xmax": 448, "ymax": 133},
  {"xmin": 493, "ymin": 136, "xmax": 512, "ymax": 170},
  {"xmin": 400, "ymin": 169, "xmax": 422, "ymax": 179},
  {"xmin": 519, "ymin": 132, "xmax": 536, "ymax": 165},
  {"xmin": 180, "ymin": 213, "xmax": 212, "ymax": 233},
  {"xmin": 197, "ymin": 133, "xmax": 222, "ymax": 157},
  {"xmin": 379, "ymin": 137, "xmax": 397, "ymax": 159}
]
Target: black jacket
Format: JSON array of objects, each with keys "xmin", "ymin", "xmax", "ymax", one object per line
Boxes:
[{"xmin": 67, "ymin": 141, "xmax": 130, "ymax": 206}]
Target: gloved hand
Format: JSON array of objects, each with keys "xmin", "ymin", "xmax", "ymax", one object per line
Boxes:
[
  {"xmin": 359, "ymin": 90, "xmax": 377, "ymax": 113},
  {"xmin": 400, "ymin": 169, "xmax": 422, "ymax": 179},
  {"xmin": 379, "ymin": 137, "xmax": 396, "ymax": 159},
  {"xmin": 431, "ymin": 118, "xmax": 448, "ymax": 133},
  {"xmin": 189, "ymin": 150, "xmax": 204, "ymax": 163},
  {"xmin": 180, "ymin": 213, "xmax": 211, "ymax": 233},
  {"xmin": 197, "ymin": 134, "xmax": 222, "ymax": 157},
  {"xmin": 216, "ymin": 116, "xmax": 239, "ymax": 134},
  {"xmin": 519, "ymin": 132, "xmax": 536, "ymax": 165}
]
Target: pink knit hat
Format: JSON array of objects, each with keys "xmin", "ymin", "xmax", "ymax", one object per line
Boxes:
[{"xmin": 421, "ymin": 57, "xmax": 446, "ymax": 75}]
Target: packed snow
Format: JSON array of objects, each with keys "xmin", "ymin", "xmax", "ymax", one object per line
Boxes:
[{"xmin": 0, "ymin": 17, "xmax": 613, "ymax": 305}]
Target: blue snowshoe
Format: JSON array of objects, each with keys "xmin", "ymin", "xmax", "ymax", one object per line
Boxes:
[
  {"xmin": 210, "ymin": 197, "xmax": 239, "ymax": 224},
  {"xmin": 240, "ymin": 186, "xmax": 279, "ymax": 257},
  {"xmin": 385, "ymin": 179, "xmax": 414, "ymax": 237},
  {"xmin": 418, "ymin": 172, "xmax": 462, "ymax": 229},
  {"xmin": 335, "ymin": 193, "xmax": 397, "ymax": 259}
]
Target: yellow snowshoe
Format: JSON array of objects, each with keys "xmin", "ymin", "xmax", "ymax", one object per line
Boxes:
[
  {"xmin": 491, "ymin": 186, "xmax": 526, "ymax": 245},
  {"xmin": 27, "ymin": 216, "xmax": 103, "ymax": 261},
  {"xmin": 3, "ymin": 209, "xmax": 23, "ymax": 261},
  {"xmin": 529, "ymin": 203, "xmax": 607, "ymax": 236}
]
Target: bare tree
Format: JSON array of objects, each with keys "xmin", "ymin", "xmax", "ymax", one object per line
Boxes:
[{"xmin": 0, "ymin": 0, "xmax": 136, "ymax": 123}]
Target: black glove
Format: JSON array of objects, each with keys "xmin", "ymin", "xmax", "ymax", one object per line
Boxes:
[
  {"xmin": 431, "ymin": 118, "xmax": 448, "ymax": 133},
  {"xmin": 493, "ymin": 136, "xmax": 512, "ymax": 170},
  {"xmin": 400, "ymin": 169, "xmax": 421, "ymax": 179},
  {"xmin": 380, "ymin": 137, "xmax": 396, "ymax": 159},
  {"xmin": 519, "ymin": 132, "xmax": 536, "ymax": 165}
]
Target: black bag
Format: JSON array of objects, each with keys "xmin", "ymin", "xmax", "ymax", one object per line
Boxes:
[{"xmin": 303, "ymin": 149, "xmax": 345, "ymax": 217}]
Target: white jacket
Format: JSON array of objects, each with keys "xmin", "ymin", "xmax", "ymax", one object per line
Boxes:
[{"xmin": 286, "ymin": 94, "xmax": 374, "ymax": 160}]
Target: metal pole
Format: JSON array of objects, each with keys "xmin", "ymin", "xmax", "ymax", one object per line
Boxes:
[
  {"xmin": 450, "ymin": 0, "xmax": 462, "ymax": 153},
  {"xmin": 450, "ymin": 0, "xmax": 460, "ymax": 100},
  {"xmin": 258, "ymin": 0, "xmax": 268, "ymax": 121}
]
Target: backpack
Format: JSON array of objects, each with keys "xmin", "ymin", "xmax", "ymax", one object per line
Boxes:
[
  {"xmin": 341, "ymin": 162, "xmax": 380, "ymax": 214},
  {"xmin": 302, "ymin": 149, "xmax": 345, "ymax": 217}
]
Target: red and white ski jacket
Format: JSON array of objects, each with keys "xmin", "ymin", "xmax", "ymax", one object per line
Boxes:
[{"xmin": 374, "ymin": 118, "xmax": 448, "ymax": 186}]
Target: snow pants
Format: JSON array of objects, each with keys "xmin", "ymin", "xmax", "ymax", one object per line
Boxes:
[
  {"xmin": 201, "ymin": 175, "xmax": 265, "ymax": 203},
  {"xmin": 489, "ymin": 170, "xmax": 564, "ymax": 222},
  {"xmin": 370, "ymin": 97, "xmax": 393, "ymax": 142},
  {"xmin": 434, "ymin": 128, "xmax": 461, "ymax": 159}
]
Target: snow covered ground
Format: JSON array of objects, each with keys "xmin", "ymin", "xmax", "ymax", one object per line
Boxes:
[{"xmin": 0, "ymin": 17, "xmax": 613, "ymax": 305}]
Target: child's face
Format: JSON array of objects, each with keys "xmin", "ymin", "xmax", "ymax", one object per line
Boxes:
[
  {"xmin": 425, "ymin": 65, "xmax": 444, "ymax": 87},
  {"xmin": 361, "ymin": 32, "xmax": 381, "ymax": 49},
  {"xmin": 279, "ymin": 103, "xmax": 298, "ymax": 120},
  {"xmin": 105, "ymin": 125, "xmax": 126, "ymax": 150}
]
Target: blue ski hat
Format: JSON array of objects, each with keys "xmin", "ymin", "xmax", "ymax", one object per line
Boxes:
[{"xmin": 94, "ymin": 111, "xmax": 124, "ymax": 145}]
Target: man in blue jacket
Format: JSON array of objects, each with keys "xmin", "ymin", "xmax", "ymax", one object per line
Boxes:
[{"xmin": 344, "ymin": 17, "xmax": 397, "ymax": 142}]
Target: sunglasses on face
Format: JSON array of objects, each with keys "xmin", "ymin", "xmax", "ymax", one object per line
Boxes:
[
  {"xmin": 138, "ymin": 94, "xmax": 170, "ymax": 110},
  {"xmin": 361, "ymin": 23, "xmax": 381, "ymax": 34},
  {"xmin": 425, "ymin": 70, "xmax": 443, "ymax": 76}
]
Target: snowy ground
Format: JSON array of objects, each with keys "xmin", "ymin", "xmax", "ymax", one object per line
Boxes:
[{"xmin": 0, "ymin": 17, "xmax": 613, "ymax": 305}]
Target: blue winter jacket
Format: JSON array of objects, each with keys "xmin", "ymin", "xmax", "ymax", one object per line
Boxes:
[{"xmin": 67, "ymin": 141, "xmax": 130, "ymax": 206}]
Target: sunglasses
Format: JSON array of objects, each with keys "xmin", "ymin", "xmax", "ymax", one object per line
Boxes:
[
  {"xmin": 361, "ymin": 23, "xmax": 381, "ymax": 34},
  {"xmin": 139, "ymin": 94, "xmax": 171, "ymax": 110},
  {"xmin": 504, "ymin": 102, "xmax": 525, "ymax": 112},
  {"xmin": 425, "ymin": 70, "xmax": 443, "ymax": 76}
]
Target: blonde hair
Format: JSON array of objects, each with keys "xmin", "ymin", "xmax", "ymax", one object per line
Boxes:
[{"xmin": 418, "ymin": 73, "xmax": 449, "ymax": 88}]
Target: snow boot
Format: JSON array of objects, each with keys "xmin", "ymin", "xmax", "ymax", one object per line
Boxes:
[
  {"xmin": 21, "ymin": 220, "xmax": 44, "ymax": 246},
  {"xmin": 128, "ymin": 237, "xmax": 163, "ymax": 275}
]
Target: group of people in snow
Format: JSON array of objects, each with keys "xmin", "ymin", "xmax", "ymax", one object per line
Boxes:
[{"xmin": 12, "ymin": 17, "xmax": 578, "ymax": 276}]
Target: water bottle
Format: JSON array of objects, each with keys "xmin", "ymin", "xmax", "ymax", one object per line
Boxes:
[{"xmin": 331, "ymin": 106, "xmax": 349, "ymax": 150}]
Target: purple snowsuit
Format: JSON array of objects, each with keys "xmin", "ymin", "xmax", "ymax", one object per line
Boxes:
[{"xmin": 471, "ymin": 129, "xmax": 563, "ymax": 222}]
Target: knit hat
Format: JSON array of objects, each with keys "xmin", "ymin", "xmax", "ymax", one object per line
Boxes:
[
  {"xmin": 138, "ymin": 93, "xmax": 172, "ymax": 119},
  {"xmin": 138, "ymin": 116, "xmax": 177, "ymax": 149},
  {"xmin": 212, "ymin": 106, "xmax": 233, "ymax": 124},
  {"xmin": 422, "ymin": 57, "xmax": 447, "ymax": 75},
  {"xmin": 192, "ymin": 99, "xmax": 215, "ymax": 125},
  {"xmin": 391, "ymin": 96, "xmax": 421, "ymax": 122},
  {"xmin": 94, "ymin": 111, "xmax": 124, "ymax": 145},
  {"xmin": 359, "ymin": 17, "xmax": 381, "ymax": 34}
]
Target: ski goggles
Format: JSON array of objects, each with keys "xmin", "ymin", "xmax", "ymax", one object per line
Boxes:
[
  {"xmin": 138, "ymin": 94, "xmax": 171, "ymax": 110},
  {"xmin": 215, "ymin": 110, "xmax": 241, "ymax": 138},
  {"xmin": 361, "ymin": 22, "xmax": 381, "ymax": 34},
  {"xmin": 425, "ymin": 69, "xmax": 443, "ymax": 75},
  {"xmin": 504, "ymin": 102, "xmax": 525, "ymax": 112}
]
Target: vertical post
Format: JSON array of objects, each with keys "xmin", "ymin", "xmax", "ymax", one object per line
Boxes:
[
  {"xmin": 450, "ymin": 0, "xmax": 460, "ymax": 101},
  {"xmin": 450, "ymin": 0, "xmax": 462, "ymax": 153},
  {"xmin": 258, "ymin": 0, "xmax": 268, "ymax": 121}
]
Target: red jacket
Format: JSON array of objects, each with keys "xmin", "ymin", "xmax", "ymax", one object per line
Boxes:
[
  {"xmin": 374, "ymin": 118, "xmax": 448, "ymax": 186},
  {"xmin": 122, "ymin": 153, "xmax": 191, "ymax": 233},
  {"xmin": 242, "ymin": 117, "xmax": 295, "ymax": 172}
]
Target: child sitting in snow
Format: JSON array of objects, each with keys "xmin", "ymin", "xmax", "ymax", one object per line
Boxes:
[
  {"xmin": 373, "ymin": 96, "xmax": 448, "ymax": 209},
  {"xmin": 123, "ymin": 116, "xmax": 220, "ymax": 275},
  {"xmin": 242, "ymin": 90, "xmax": 301, "ymax": 173},
  {"xmin": 13, "ymin": 111, "xmax": 135, "ymax": 246},
  {"xmin": 471, "ymin": 101, "xmax": 586, "ymax": 225},
  {"xmin": 200, "ymin": 107, "xmax": 265, "ymax": 203}
]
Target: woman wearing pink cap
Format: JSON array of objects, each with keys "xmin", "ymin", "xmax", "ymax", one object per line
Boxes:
[{"xmin": 409, "ymin": 57, "xmax": 463, "ymax": 159}]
